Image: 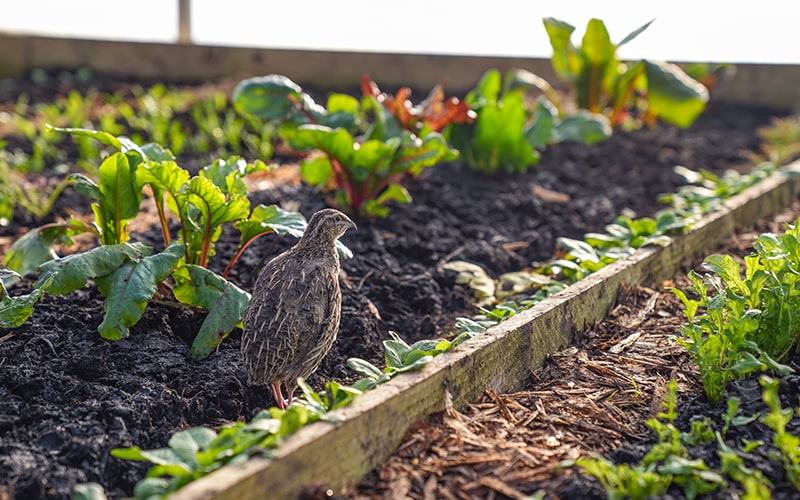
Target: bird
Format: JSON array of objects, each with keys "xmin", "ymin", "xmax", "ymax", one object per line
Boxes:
[{"xmin": 241, "ymin": 208, "xmax": 356, "ymax": 409}]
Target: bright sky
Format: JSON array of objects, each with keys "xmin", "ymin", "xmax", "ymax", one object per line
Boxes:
[{"xmin": 0, "ymin": 0, "xmax": 797, "ymax": 64}]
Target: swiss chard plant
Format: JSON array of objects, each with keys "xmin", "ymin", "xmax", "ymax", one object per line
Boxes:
[
  {"xmin": 543, "ymin": 17, "xmax": 709, "ymax": 128},
  {"xmin": 233, "ymin": 74, "xmax": 458, "ymax": 217},
  {"xmin": 0, "ymin": 128, "xmax": 334, "ymax": 359},
  {"xmin": 360, "ymin": 74, "xmax": 475, "ymax": 136},
  {"xmin": 445, "ymin": 68, "xmax": 611, "ymax": 174}
]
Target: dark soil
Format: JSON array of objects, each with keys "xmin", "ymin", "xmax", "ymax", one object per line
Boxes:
[{"xmin": 0, "ymin": 72, "xmax": 784, "ymax": 499}]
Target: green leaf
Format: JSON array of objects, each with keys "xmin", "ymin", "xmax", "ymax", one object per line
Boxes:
[
  {"xmin": 300, "ymin": 156, "xmax": 334, "ymax": 186},
  {"xmin": 558, "ymin": 237, "xmax": 600, "ymax": 263},
  {"xmin": 172, "ymin": 265, "xmax": 251, "ymax": 359},
  {"xmin": 702, "ymin": 254, "xmax": 749, "ymax": 297},
  {"xmin": 346, "ymin": 357, "xmax": 384, "ymax": 379},
  {"xmin": 36, "ymin": 243, "xmax": 149, "ymax": 295},
  {"xmin": 0, "ymin": 280, "xmax": 50, "ymax": 328},
  {"xmin": 92, "ymin": 152, "xmax": 143, "ymax": 245},
  {"xmin": 48, "ymin": 126, "xmax": 123, "ymax": 151},
  {"xmin": 644, "ymin": 60, "xmax": 709, "ymax": 128},
  {"xmin": 580, "ymin": 19, "xmax": 615, "ymax": 67},
  {"xmin": 234, "ymin": 204, "xmax": 306, "ymax": 247},
  {"xmin": 542, "ymin": 18, "xmax": 579, "ymax": 81},
  {"xmin": 95, "ymin": 242, "xmax": 184, "ymax": 340},
  {"xmin": 3, "ymin": 220, "xmax": 93, "ymax": 277},
  {"xmin": 617, "ymin": 19, "xmax": 655, "ymax": 48},
  {"xmin": 443, "ymin": 260, "xmax": 496, "ymax": 303},
  {"xmin": 552, "ymin": 110, "xmax": 611, "ymax": 145},
  {"xmin": 233, "ymin": 74, "xmax": 304, "ymax": 120},
  {"xmin": 72, "ymin": 483, "xmax": 108, "ymax": 500},
  {"xmin": 168, "ymin": 427, "xmax": 218, "ymax": 466}
]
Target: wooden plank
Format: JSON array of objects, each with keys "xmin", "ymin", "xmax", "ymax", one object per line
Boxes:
[
  {"xmin": 1, "ymin": 32, "xmax": 799, "ymax": 109},
  {"xmin": 173, "ymin": 168, "xmax": 800, "ymax": 499}
]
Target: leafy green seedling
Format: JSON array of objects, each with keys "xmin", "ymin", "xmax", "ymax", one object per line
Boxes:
[{"xmin": 760, "ymin": 376, "xmax": 800, "ymax": 490}]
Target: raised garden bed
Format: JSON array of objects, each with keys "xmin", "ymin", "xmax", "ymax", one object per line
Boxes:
[
  {"xmin": 0, "ymin": 64, "xmax": 796, "ymax": 499},
  {"xmin": 351, "ymin": 202, "xmax": 800, "ymax": 499}
]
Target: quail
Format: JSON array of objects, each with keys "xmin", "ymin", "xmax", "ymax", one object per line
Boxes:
[{"xmin": 241, "ymin": 208, "xmax": 356, "ymax": 409}]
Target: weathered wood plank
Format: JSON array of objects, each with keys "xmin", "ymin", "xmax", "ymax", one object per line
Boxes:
[
  {"xmin": 1, "ymin": 33, "xmax": 799, "ymax": 109},
  {"xmin": 173, "ymin": 168, "xmax": 800, "ymax": 499}
]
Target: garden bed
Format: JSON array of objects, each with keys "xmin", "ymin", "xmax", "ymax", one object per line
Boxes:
[{"xmin": 0, "ymin": 71, "xmax": 789, "ymax": 499}]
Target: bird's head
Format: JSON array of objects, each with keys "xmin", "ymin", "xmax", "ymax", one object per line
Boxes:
[{"xmin": 303, "ymin": 208, "xmax": 357, "ymax": 245}]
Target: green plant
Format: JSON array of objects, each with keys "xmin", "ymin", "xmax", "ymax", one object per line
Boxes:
[
  {"xmin": 233, "ymin": 74, "xmax": 458, "ymax": 217},
  {"xmin": 760, "ymin": 376, "xmax": 800, "ymax": 490},
  {"xmin": 672, "ymin": 212, "xmax": 800, "ymax": 404},
  {"xmin": 564, "ymin": 380, "xmax": 725, "ymax": 500},
  {"xmin": 671, "ymin": 265, "xmax": 791, "ymax": 406},
  {"xmin": 445, "ymin": 68, "xmax": 610, "ymax": 174},
  {"xmin": 543, "ymin": 17, "xmax": 709, "ymax": 128},
  {"xmin": 0, "ymin": 129, "xmax": 331, "ymax": 358},
  {"xmin": 347, "ymin": 330, "xmax": 470, "ymax": 391}
]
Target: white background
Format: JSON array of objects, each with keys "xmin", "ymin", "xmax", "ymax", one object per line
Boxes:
[{"xmin": 0, "ymin": 1, "xmax": 797, "ymax": 64}]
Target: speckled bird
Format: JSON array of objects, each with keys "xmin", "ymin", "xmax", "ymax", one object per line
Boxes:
[{"xmin": 241, "ymin": 208, "xmax": 356, "ymax": 409}]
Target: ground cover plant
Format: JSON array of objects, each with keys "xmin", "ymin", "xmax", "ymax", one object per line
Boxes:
[{"xmin": 0, "ymin": 60, "xmax": 786, "ymax": 499}]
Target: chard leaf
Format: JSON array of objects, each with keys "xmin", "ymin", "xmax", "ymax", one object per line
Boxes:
[
  {"xmin": 392, "ymin": 132, "xmax": 457, "ymax": 174},
  {"xmin": 48, "ymin": 126, "xmax": 124, "ymax": 151},
  {"xmin": 184, "ymin": 176, "xmax": 251, "ymax": 229},
  {"xmin": 580, "ymin": 18, "xmax": 615, "ymax": 67},
  {"xmin": 87, "ymin": 152, "xmax": 143, "ymax": 245},
  {"xmin": 290, "ymin": 125, "xmax": 355, "ymax": 166},
  {"xmin": 172, "ymin": 265, "xmax": 251, "ymax": 359},
  {"xmin": 95, "ymin": 242, "xmax": 183, "ymax": 340},
  {"xmin": 3, "ymin": 220, "xmax": 93, "ymax": 278},
  {"xmin": 644, "ymin": 60, "xmax": 709, "ymax": 128},
  {"xmin": 542, "ymin": 18, "xmax": 580, "ymax": 82},
  {"xmin": 168, "ymin": 427, "xmax": 218, "ymax": 467},
  {"xmin": 36, "ymin": 243, "xmax": 150, "ymax": 295},
  {"xmin": 552, "ymin": 110, "xmax": 611, "ymax": 145},
  {"xmin": 0, "ymin": 280, "xmax": 50, "ymax": 328},
  {"xmin": 234, "ymin": 204, "xmax": 307, "ymax": 246},
  {"xmin": 300, "ymin": 156, "xmax": 334, "ymax": 186},
  {"xmin": 233, "ymin": 74, "xmax": 305, "ymax": 121}
]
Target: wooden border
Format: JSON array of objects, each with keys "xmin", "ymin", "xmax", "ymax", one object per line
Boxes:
[
  {"xmin": 173, "ymin": 168, "xmax": 800, "ymax": 499},
  {"xmin": 1, "ymin": 33, "xmax": 799, "ymax": 109}
]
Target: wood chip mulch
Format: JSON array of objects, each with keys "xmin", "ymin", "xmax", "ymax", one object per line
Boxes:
[{"xmin": 341, "ymin": 283, "xmax": 698, "ymax": 500}]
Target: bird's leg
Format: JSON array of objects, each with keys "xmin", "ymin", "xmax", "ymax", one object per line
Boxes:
[
  {"xmin": 284, "ymin": 382, "xmax": 297, "ymax": 407},
  {"xmin": 271, "ymin": 380, "xmax": 288, "ymax": 410}
]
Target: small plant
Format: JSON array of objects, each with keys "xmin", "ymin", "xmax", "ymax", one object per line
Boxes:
[
  {"xmin": 445, "ymin": 68, "xmax": 611, "ymax": 174},
  {"xmin": 543, "ymin": 17, "xmax": 709, "ymax": 128},
  {"xmin": 234, "ymin": 74, "xmax": 458, "ymax": 217},
  {"xmin": 564, "ymin": 380, "xmax": 725, "ymax": 499},
  {"xmin": 347, "ymin": 330, "xmax": 470, "ymax": 391},
  {"xmin": 760, "ymin": 376, "xmax": 800, "ymax": 490}
]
